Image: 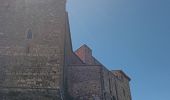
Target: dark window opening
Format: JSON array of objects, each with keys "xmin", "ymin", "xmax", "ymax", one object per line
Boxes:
[
  {"xmin": 27, "ymin": 29, "xmax": 32, "ymax": 39},
  {"xmin": 26, "ymin": 46, "xmax": 30, "ymax": 54},
  {"xmin": 123, "ymin": 89, "xmax": 126, "ymax": 97},
  {"xmin": 112, "ymin": 96, "xmax": 116, "ymax": 100},
  {"xmin": 104, "ymin": 92, "xmax": 106, "ymax": 100}
]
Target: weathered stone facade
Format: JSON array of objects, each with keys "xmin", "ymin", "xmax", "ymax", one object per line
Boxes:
[
  {"xmin": 0, "ymin": 0, "xmax": 132, "ymax": 100},
  {"xmin": 0, "ymin": 0, "xmax": 67, "ymax": 99},
  {"xmin": 68, "ymin": 45, "xmax": 132, "ymax": 100}
]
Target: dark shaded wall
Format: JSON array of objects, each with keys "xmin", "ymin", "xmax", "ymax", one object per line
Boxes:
[
  {"xmin": 68, "ymin": 65, "xmax": 102, "ymax": 100},
  {"xmin": 112, "ymin": 71, "xmax": 132, "ymax": 100}
]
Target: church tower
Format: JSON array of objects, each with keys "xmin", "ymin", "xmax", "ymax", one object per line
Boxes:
[{"xmin": 0, "ymin": 0, "xmax": 68, "ymax": 99}]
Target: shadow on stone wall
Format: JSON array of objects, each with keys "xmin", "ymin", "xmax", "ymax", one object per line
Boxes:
[{"xmin": 0, "ymin": 89, "xmax": 61, "ymax": 100}]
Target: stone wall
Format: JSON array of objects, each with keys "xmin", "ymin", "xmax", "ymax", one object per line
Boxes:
[
  {"xmin": 73, "ymin": 45, "xmax": 132, "ymax": 100},
  {"xmin": 68, "ymin": 65, "xmax": 102, "ymax": 100},
  {"xmin": 102, "ymin": 67, "xmax": 117, "ymax": 100},
  {"xmin": 0, "ymin": 0, "xmax": 68, "ymax": 99},
  {"xmin": 101, "ymin": 68, "xmax": 132, "ymax": 100},
  {"xmin": 0, "ymin": 0, "xmax": 66, "ymax": 47},
  {"xmin": 112, "ymin": 71, "xmax": 132, "ymax": 100},
  {"xmin": 0, "ymin": 54, "xmax": 62, "ymax": 88},
  {"xmin": 0, "ymin": 88, "xmax": 61, "ymax": 100}
]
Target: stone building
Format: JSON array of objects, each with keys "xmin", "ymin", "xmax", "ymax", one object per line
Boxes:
[
  {"xmin": 67, "ymin": 45, "xmax": 132, "ymax": 100},
  {"xmin": 0, "ymin": 0, "xmax": 132, "ymax": 100}
]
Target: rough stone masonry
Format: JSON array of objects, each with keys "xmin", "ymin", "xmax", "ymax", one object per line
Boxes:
[{"xmin": 0, "ymin": 0, "xmax": 132, "ymax": 100}]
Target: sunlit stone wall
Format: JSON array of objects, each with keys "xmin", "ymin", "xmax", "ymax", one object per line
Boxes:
[{"xmin": 0, "ymin": 0, "xmax": 67, "ymax": 99}]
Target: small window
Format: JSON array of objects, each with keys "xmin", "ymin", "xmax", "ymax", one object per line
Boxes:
[
  {"xmin": 104, "ymin": 92, "xmax": 106, "ymax": 100},
  {"xmin": 26, "ymin": 46, "xmax": 30, "ymax": 53},
  {"xmin": 112, "ymin": 96, "xmax": 116, "ymax": 100},
  {"xmin": 123, "ymin": 89, "xmax": 126, "ymax": 97},
  {"xmin": 27, "ymin": 29, "xmax": 32, "ymax": 39}
]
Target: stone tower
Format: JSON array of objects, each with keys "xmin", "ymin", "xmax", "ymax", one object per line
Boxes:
[{"xmin": 0, "ymin": 0, "xmax": 68, "ymax": 99}]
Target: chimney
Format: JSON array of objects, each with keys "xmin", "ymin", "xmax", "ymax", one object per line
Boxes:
[{"xmin": 75, "ymin": 44, "xmax": 94, "ymax": 64}]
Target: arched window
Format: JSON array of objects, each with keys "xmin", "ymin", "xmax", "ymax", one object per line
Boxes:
[{"xmin": 27, "ymin": 29, "xmax": 32, "ymax": 39}]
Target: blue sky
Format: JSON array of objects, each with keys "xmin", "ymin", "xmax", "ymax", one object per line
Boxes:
[{"xmin": 66, "ymin": 0, "xmax": 170, "ymax": 100}]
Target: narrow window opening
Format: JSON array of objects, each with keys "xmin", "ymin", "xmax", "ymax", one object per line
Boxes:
[
  {"xmin": 123, "ymin": 89, "xmax": 126, "ymax": 97},
  {"xmin": 104, "ymin": 92, "xmax": 106, "ymax": 100},
  {"xmin": 26, "ymin": 46, "xmax": 30, "ymax": 54},
  {"xmin": 27, "ymin": 29, "xmax": 32, "ymax": 39},
  {"xmin": 112, "ymin": 96, "xmax": 116, "ymax": 100}
]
